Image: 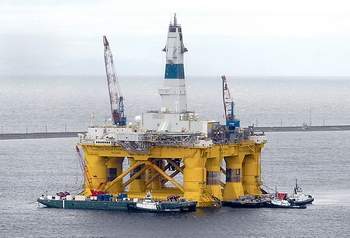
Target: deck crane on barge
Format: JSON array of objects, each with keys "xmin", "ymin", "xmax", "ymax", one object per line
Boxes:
[{"xmin": 103, "ymin": 36, "xmax": 126, "ymax": 126}]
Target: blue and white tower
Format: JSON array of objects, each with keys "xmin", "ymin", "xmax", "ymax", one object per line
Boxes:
[
  {"xmin": 159, "ymin": 14, "xmax": 188, "ymax": 113},
  {"xmin": 141, "ymin": 14, "xmax": 209, "ymax": 133}
]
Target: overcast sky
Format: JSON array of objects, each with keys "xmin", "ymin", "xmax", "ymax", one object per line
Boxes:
[{"xmin": 1, "ymin": 0, "xmax": 350, "ymax": 76}]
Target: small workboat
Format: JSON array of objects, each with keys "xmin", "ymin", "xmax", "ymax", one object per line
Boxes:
[
  {"xmin": 268, "ymin": 199, "xmax": 306, "ymax": 209},
  {"xmin": 287, "ymin": 180, "xmax": 314, "ymax": 206},
  {"xmin": 128, "ymin": 192, "xmax": 197, "ymax": 212},
  {"xmin": 267, "ymin": 192, "xmax": 306, "ymax": 209},
  {"xmin": 222, "ymin": 195, "xmax": 269, "ymax": 208}
]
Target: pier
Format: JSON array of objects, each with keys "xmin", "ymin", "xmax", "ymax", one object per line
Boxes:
[
  {"xmin": 255, "ymin": 125, "xmax": 350, "ymax": 132},
  {"xmin": 0, "ymin": 131, "xmax": 83, "ymax": 140}
]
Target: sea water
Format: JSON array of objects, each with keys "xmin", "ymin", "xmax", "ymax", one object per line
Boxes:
[{"xmin": 0, "ymin": 76, "xmax": 349, "ymax": 237}]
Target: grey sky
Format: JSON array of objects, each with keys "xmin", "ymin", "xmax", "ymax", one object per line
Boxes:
[{"xmin": 1, "ymin": 0, "xmax": 350, "ymax": 76}]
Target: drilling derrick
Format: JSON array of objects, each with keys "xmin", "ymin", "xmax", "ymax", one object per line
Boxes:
[
  {"xmin": 160, "ymin": 13, "xmax": 188, "ymax": 113},
  {"xmin": 103, "ymin": 36, "xmax": 126, "ymax": 126}
]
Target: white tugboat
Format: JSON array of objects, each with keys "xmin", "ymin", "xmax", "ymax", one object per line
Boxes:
[
  {"xmin": 135, "ymin": 192, "xmax": 158, "ymax": 211},
  {"xmin": 129, "ymin": 192, "xmax": 197, "ymax": 213},
  {"xmin": 287, "ymin": 179, "xmax": 314, "ymax": 206},
  {"xmin": 268, "ymin": 192, "xmax": 306, "ymax": 209}
]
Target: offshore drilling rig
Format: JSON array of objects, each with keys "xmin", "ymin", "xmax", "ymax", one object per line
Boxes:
[{"xmin": 77, "ymin": 15, "xmax": 266, "ymax": 207}]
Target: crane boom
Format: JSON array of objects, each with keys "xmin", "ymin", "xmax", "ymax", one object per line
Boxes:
[
  {"xmin": 221, "ymin": 75, "xmax": 240, "ymax": 130},
  {"xmin": 103, "ymin": 36, "xmax": 126, "ymax": 126}
]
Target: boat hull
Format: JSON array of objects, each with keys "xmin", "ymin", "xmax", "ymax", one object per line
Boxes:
[
  {"xmin": 128, "ymin": 201, "xmax": 197, "ymax": 213},
  {"xmin": 266, "ymin": 202, "xmax": 306, "ymax": 209},
  {"xmin": 38, "ymin": 198, "xmax": 196, "ymax": 212},
  {"xmin": 37, "ymin": 199, "xmax": 133, "ymax": 211},
  {"xmin": 288, "ymin": 197, "xmax": 314, "ymax": 206},
  {"xmin": 222, "ymin": 201, "xmax": 268, "ymax": 208}
]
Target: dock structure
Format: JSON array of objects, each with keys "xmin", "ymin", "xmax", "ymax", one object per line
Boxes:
[{"xmin": 0, "ymin": 131, "xmax": 84, "ymax": 140}]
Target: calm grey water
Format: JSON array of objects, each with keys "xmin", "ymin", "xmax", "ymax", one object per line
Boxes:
[
  {"xmin": 0, "ymin": 132, "xmax": 349, "ymax": 237},
  {"xmin": 0, "ymin": 76, "xmax": 350, "ymax": 237}
]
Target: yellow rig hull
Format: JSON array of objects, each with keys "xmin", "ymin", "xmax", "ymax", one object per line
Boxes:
[{"xmin": 80, "ymin": 141, "xmax": 264, "ymax": 207}]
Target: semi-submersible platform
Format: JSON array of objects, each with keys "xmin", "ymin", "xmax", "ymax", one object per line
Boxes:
[{"xmin": 77, "ymin": 15, "xmax": 266, "ymax": 208}]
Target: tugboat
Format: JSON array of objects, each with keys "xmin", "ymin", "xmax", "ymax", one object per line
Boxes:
[
  {"xmin": 222, "ymin": 195, "xmax": 269, "ymax": 208},
  {"xmin": 128, "ymin": 192, "xmax": 197, "ymax": 213},
  {"xmin": 267, "ymin": 192, "xmax": 306, "ymax": 209},
  {"xmin": 287, "ymin": 179, "xmax": 314, "ymax": 206},
  {"xmin": 38, "ymin": 191, "xmax": 196, "ymax": 213}
]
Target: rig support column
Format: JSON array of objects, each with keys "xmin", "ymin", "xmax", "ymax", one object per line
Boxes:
[
  {"xmin": 223, "ymin": 154, "xmax": 244, "ymax": 200},
  {"xmin": 105, "ymin": 157, "xmax": 124, "ymax": 194},
  {"xmin": 205, "ymin": 156, "xmax": 223, "ymax": 201},
  {"xmin": 84, "ymin": 154, "xmax": 107, "ymax": 194},
  {"xmin": 183, "ymin": 150, "xmax": 207, "ymax": 206},
  {"xmin": 242, "ymin": 152, "xmax": 262, "ymax": 195}
]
